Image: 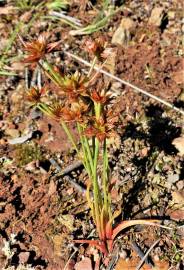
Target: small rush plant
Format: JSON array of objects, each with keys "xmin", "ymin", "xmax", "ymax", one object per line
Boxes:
[{"xmin": 21, "ymin": 34, "xmax": 170, "ymax": 258}]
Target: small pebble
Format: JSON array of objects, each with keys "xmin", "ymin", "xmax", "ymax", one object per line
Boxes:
[
  {"xmin": 25, "ymin": 161, "xmax": 36, "ymax": 172},
  {"xmin": 167, "ymin": 173, "xmax": 179, "ymax": 184},
  {"xmin": 19, "ymin": 252, "xmax": 30, "ymax": 264},
  {"xmin": 120, "ymin": 249, "xmax": 127, "ymax": 259},
  {"xmin": 148, "ymin": 7, "xmax": 165, "ymax": 27},
  {"xmin": 153, "ymin": 254, "xmax": 160, "ymax": 262},
  {"xmin": 5, "ymin": 128, "xmax": 19, "ymax": 138},
  {"xmin": 176, "ymin": 180, "xmax": 184, "ymax": 190},
  {"xmin": 168, "ymin": 11, "xmax": 175, "ymax": 20},
  {"xmin": 182, "ymin": 24, "xmax": 184, "ymax": 33},
  {"xmin": 0, "ymin": 139, "xmax": 6, "ymax": 145}
]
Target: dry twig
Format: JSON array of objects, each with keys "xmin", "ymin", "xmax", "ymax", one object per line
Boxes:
[
  {"xmin": 49, "ymin": 158, "xmax": 86, "ymax": 194},
  {"xmin": 131, "ymin": 241, "xmax": 154, "ymax": 269},
  {"xmin": 136, "ymin": 239, "xmax": 160, "ymax": 270}
]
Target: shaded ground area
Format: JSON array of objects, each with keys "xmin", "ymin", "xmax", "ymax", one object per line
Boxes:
[{"xmin": 0, "ymin": 0, "xmax": 184, "ymax": 269}]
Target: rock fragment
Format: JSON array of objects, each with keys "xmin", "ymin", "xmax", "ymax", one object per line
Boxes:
[
  {"xmin": 111, "ymin": 17, "xmax": 136, "ymax": 45},
  {"xmin": 148, "ymin": 7, "xmax": 165, "ymax": 27},
  {"xmin": 167, "ymin": 173, "xmax": 179, "ymax": 184}
]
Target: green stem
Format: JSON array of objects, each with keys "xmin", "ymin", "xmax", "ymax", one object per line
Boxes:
[
  {"xmin": 61, "ymin": 121, "xmax": 79, "ymax": 154},
  {"xmin": 77, "ymin": 123, "xmax": 92, "ymax": 178},
  {"xmin": 94, "ymin": 102, "xmax": 101, "ymax": 120},
  {"xmin": 40, "ymin": 60, "xmax": 63, "ymax": 87},
  {"xmin": 36, "ymin": 103, "xmax": 52, "ymax": 115},
  {"xmin": 93, "ymin": 138, "xmax": 103, "ymax": 205},
  {"xmin": 93, "ymin": 101, "xmax": 103, "ymax": 212},
  {"xmin": 103, "ymin": 138, "xmax": 108, "ymax": 214},
  {"xmin": 93, "ymin": 139, "xmax": 99, "ymax": 183},
  {"xmin": 84, "ymin": 137, "xmax": 94, "ymax": 173},
  {"xmin": 93, "ymin": 138, "xmax": 102, "ymax": 236}
]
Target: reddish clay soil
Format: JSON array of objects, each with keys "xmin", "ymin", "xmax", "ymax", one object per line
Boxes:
[{"xmin": 0, "ymin": 1, "xmax": 184, "ymax": 269}]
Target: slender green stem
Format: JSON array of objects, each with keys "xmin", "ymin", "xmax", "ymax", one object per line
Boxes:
[
  {"xmin": 103, "ymin": 138, "xmax": 108, "ymax": 214},
  {"xmin": 93, "ymin": 102, "xmax": 102, "ymax": 205},
  {"xmin": 43, "ymin": 15, "xmax": 80, "ymax": 30},
  {"xmin": 93, "ymin": 138, "xmax": 102, "ymax": 237},
  {"xmin": 92, "ymin": 136, "xmax": 95, "ymax": 157},
  {"xmin": 78, "ymin": 122, "xmax": 103, "ymax": 238},
  {"xmin": 0, "ymin": 71, "xmax": 17, "ymax": 76},
  {"xmin": 93, "ymin": 139, "xmax": 102, "ymax": 204},
  {"xmin": 93, "ymin": 139, "xmax": 99, "ymax": 191},
  {"xmin": 40, "ymin": 60, "xmax": 63, "ymax": 87},
  {"xmin": 77, "ymin": 123, "xmax": 92, "ymax": 178},
  {"xmin": 36, "ymin": 103, "xmax": 52, "ymax": 115},
  {"xmin": 94, "ymin": 102, "xmax": 101, "ymax": 120},
  {"xmin": 77, "ymin": 125, "xmax": 102, "ymax": 238},
  {"xmin": 61, "ymin": 121, "xmax": 79, "ymax": 154},
  {"xmin": 84, "ymin": 137, "xmax": 94, "ymax": 172}
]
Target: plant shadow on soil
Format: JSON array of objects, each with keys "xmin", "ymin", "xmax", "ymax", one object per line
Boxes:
[
  {"xmin": 0, "ymin": 230, "xmax": 48, "ymax": 268},
  {"xmin": 10, "ymin": 247, "xmax": 48, "ymax": 269},
  {"xmin": 119, "ymin": 104, "xmax": 182, "ymax": 220}
]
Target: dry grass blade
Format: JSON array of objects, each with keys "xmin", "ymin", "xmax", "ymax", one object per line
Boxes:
[
  {"xmin": 112, "ymin": 219, "xmax": 172, "ymax": 240},
  {"xmin": 49, "ymin": 158, "xmax": 86, "ymax": 194},
  {"xmin": 49, "ymin": 11, "xmax": 82, "ymax": 27},
  {"xmin": 63, "ymin": 247, "xmax": 78, "ymax": 270},
  {"xmin": 136, "ymin": 239, "xmax": 160, "ymax": 270},
  {"xmin": 131, "ymin": 241, "xmax": 153, "ymax": 268}
]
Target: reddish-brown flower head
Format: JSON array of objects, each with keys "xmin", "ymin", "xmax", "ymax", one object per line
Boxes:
[
  {"xmin": 61, "ymin": 107, "xmax": 82, "ymax": 122},
  {"xmin": 91, "ymin": 89, "xmax": 111, "ymax": 104},
  {"xmin": 21, "ymin": 34, "xmax": 61, "ymax": 65},
  {"xmin": 83, "ymin": 37, "xmax": 106, "ymax": 60},
  {"xmin": 59, "ymin": 72, "xmax": 88, "ymax": 102},
  {"xmin": 26, "ymin": 87, "xmax": 46, "ymax": 105},
  {"xmin": 48, "ymin": 102, "xmax": 64, "ymax": 121},
  {"xmin": 84, "ymin": 111, "xmax": 118, "ymax": 142}
]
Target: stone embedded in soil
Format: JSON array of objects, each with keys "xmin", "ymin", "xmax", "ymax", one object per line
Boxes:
[
  {"xmin": 148, "ymin": 7, "xmax": 165, "ymax": 27},
  {"xmin": 74, "ymin": 257, "xmax": 93, "ymax": 270},
  {"xmin": 18, "ymin": 251, "xmax": 30, "ymax": 264},
  {"xmin": 172, "ymin": 70, "xmax": 184, "ymax": 85},
  {"xmin": 103, "ymin": 48, "xmax": 117, "ymax": 74},
  {"xmin": 167, "ymin": 173, "xmax": 179, "ymax": 184},
  {"xmin": 172, "ymin": 136, "xmax": 184, "ymax": 156},
  {"xmin": 48, "ymin": 179, "xmax": 57, "ymax": 196},
  {"xmin": 25, "ymin": 161, "xmax": 36, "ymax": 172},
  {"xmin": 176, "ymin": 180, "xmax": 184, "ymax": 191},
  {"xmin": 167, "ymin": 209, "xmax": 184, "ymax": 221},
  {"xmin": 0, "ymin": 6, "xmax": 16, "ymax": 15},
  {"xmin": 119, "ymin": 249, "xmax": 127, "ymax": 259},
  {"xmin": 168, "ymin": 11, "xmax": 175, "ymax": 20},
  {"xmin": 5, "ymin": 128, "xmax": 19, "ymax": 138},
  {"xmin": 171, "ymin": 191, "xmax": 184, "ymax": 209},
  {"xmin": 111, "ymin": 17, "xmax": 136, "ymax": 45}
]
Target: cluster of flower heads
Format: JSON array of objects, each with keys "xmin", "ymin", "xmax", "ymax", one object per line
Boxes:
[{"xmin": 22, "ymin": 34, "xmax": 119, "ymax": 142}]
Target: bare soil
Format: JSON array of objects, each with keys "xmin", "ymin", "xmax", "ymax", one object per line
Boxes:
[{"xmin": 0, "ymin": 1, "xmax": 184, "ymax": 269}]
